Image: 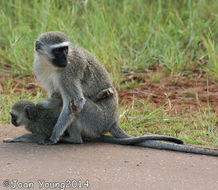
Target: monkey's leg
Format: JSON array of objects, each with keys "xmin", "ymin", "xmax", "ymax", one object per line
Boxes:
[
  {"xmin": 62, "ymin": 99, "xmax": 108, "ymax": 142},
  {"xmin": 60, "ymin": 125, "xmax": 83, "ymax": 144},
  {"xmin": 3, "ymin": 133, "xmax": 47, "ymax": 143}
]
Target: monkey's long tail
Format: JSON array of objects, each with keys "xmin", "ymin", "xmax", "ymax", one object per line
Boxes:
[
  {"xmin": 137, "ymin": 140, "xmax": 218, "ymax": 156},
  {"xmin": 110, "ymin": 124, "xmax": 184, "ymax": 144},
  {"xmin": 97, "ymin": 135, "xmax": 184, "ymax": 145}
]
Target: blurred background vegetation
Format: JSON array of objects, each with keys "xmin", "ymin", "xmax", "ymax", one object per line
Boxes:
[
  {"xmin": 0, "ymin": 0, "xmax": 217, "ymax": 146},
  {"xmin": 0, "ymin": 0, "xmax": 217, "ymax": 82}
]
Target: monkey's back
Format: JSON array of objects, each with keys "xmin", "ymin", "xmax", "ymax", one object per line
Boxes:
[
  {"xmin": 69, "ymin": 46, "xmax": 118, "ymax": 102},
  {"xmin": 68, "ymin": 46, "xmax": 120, "ymax": 133},
  {"xmin": 25, "ymin": 107, "xmax": 60, "ymax": 137}
]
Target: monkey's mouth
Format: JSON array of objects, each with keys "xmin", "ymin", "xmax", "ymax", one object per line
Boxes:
[{"xmin": 51, "ymin": 58, "xmax": 67, "ymax": 68}]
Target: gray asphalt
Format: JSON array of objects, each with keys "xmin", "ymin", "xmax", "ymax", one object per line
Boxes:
[{"xmin": 0, "ymin": 124, "xmax": 217, "ymax": 190}]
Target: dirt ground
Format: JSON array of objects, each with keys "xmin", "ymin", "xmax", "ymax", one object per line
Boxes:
[
  {"xmin": 1, "ymin": 72, "xmax": 217, "ymax": 116},
  {"xmin": 0, "ymin": 124, "xmax": 218, "ymax": 190},
  {"xmin": 119, "ymin": 72, "xmax": 218, "ymax": 115}
]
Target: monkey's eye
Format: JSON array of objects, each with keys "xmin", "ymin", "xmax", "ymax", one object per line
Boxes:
[
  {"xmin": 52, "ymin": 46, "xmax": 68, "ymax": 56},
  {"xmin": 52, "ymin": 48, "xmax": 60, "ymax": 55},
  {"xmin": 63, "ymin": 47, "xmax": 68, "ymax": 55}
]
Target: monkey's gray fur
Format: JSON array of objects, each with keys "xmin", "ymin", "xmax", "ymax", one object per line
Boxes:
[
  {"xmin": 31, "ymin": 31, "xmax": 218, "ymax": 156},
  {"xmin": 3, "ymin": 88, "xmax": 114, "ymax": 143},
  {"xmin": 4, "ymin": 98, "xmax": 184, "ymax": 145}
]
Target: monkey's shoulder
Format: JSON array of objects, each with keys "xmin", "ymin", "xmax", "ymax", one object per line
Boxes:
[
  {"xmin": 68, "ymin": 46, "xmax": 110, "ymax": 76},
  {"xmin": 35, "ymin": 105, "xmax": 60, "ymax": 118}
]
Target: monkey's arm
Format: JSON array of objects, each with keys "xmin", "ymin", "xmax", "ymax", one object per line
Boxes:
[
  {"xmin": 45, "ymin": 80, "xmax": 85, "ymax": 144},
  {"xmin": 63, "ymin": 79, "xmax": 86, "ymax": 112},
  {"xmin": 3, "ymin": 133, "xmax": 47, "ymax": 144},
  {"xmin": 45, "ymin": 102, "xmax": 73, "ymax": 144}
]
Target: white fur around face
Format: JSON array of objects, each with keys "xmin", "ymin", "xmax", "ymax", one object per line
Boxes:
[
  {"xmin": 50, "ymin": 41, "xmax": 70, "ymax": 49},
  {"xmin": 33, "ymin": 54, "xmax": 61, "ymax": 97}
]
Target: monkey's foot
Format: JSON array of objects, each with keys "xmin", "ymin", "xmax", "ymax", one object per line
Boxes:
[
  {"xmin": 95, "ymin": 88, "xmax": 114, "ymax": 102},
  {"xmin": 39, "ymin": 138, "xmax": 57, "ymax": 145}
]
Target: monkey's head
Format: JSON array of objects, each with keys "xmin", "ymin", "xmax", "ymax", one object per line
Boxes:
[
  {"xmin": 10, "ymin": 100, "xmax": 37, "ymax": 127},
  {"xmin": 35, "ymin": 31, "xmax": 70, "ymax": 68}
]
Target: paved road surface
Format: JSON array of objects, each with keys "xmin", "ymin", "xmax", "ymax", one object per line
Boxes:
[{"xmin": 0, "ymin": 124, "xmax": 217, "ymax": 190}]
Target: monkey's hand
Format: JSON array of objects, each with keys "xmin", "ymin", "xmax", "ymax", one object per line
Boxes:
[
  {"xmin": 51, "ymin": 91, "xmax": 61, "ymax": 99},
  {"xmin": 3, "ymin": 138, "xmax": 15, "ymax": 143},
  {"xmin": 73, "ymin": 97, "xmax": 86, "ymax": 113}
]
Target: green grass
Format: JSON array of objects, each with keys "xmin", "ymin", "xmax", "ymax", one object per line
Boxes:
[
  {"xmin": 0, "ymin": 92, "xmax": 44, "ymax": 124},
  {"xmin": 120, "ymin": 100, "xmax": 217, "ymax": 146},
  {"xmin": 0, "ymin": 0, "xmax": 217, "ymax": 146},
  {"xmin": 0, "ymin": 0, "xmax": 217, "ymax": 83}
]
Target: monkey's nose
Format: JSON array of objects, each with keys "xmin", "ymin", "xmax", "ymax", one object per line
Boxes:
[{"xmin": 12, "ymin": 119, "xmax": 18, "ymax": 127}]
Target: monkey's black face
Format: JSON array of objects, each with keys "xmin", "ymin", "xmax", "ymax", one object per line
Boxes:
[
  {"xmin": 51, "ymin": 46, "xmax": 68, "ymax": 68},
  {"xmin": 10, "ymin": 113, "xmax": 19, "ymax": 127},
  {"xmin": 35, "ymin": 40, "xmax": 69, "ymax": 68}
]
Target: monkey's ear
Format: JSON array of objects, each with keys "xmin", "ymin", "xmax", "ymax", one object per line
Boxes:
[
  {"xmin": 24, "ymin": 105, "xmax": 37, "ymax": 120},
  {"xmin": 35, "ymin": 40, "xmax": 43, "ymax": 51}
]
